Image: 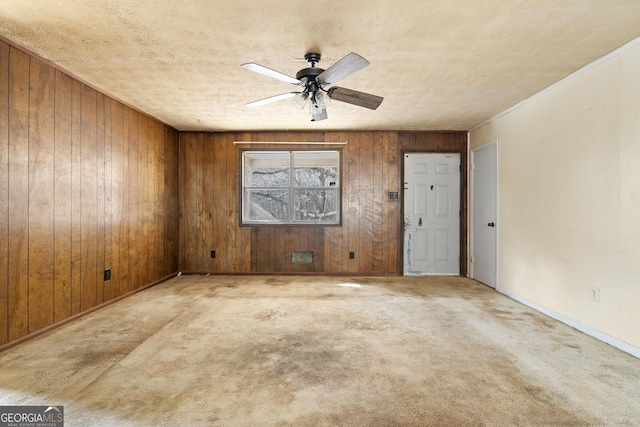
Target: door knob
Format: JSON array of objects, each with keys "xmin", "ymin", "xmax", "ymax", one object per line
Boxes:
[{"xmin": 488, "ymin": 222, "xmax": 495, "ymax": 227}]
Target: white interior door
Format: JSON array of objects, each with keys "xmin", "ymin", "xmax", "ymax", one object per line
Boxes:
[
  {"xmin": 403, "ymin": 153, "xmax": 460, "ymax": 275},
  {"xmin": 471, "ymin": 140, "xmax": 497, "ymax": 288}
]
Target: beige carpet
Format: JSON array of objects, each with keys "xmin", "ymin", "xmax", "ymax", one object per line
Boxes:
[{"xmin": 0, "ymin": 275, "xmax": 639, "ymax": 426}]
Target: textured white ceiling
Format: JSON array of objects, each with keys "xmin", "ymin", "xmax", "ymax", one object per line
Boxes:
[{"xmin": 1, "ymin": 1, "xmax": 639, "ymax": 131}]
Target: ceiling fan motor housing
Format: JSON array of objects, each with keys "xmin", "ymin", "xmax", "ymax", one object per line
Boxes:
[
  {"xmin": 296, "ymin": 52, "xmax": 325, "ymax": 84},
  {"xmin": 295, "ymin": 67, "xmax": 324, "ymax": 83}
]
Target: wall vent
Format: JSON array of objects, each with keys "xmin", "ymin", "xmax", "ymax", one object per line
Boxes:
[{"xmin": 292, "ymin": 251, "xmax": 313, "ymax": 263}]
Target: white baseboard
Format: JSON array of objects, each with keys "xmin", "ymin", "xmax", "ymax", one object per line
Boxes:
[{"xmin": 497, "ymin": 288, "xmax": 640, "ymax": 359}]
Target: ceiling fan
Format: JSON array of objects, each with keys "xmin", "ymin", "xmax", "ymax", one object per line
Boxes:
[{"xmin": 241, "ymin": 51, "xmax": 383, "ymax": 121}]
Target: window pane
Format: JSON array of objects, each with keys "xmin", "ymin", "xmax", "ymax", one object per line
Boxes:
[
  {"xmin": 294, "ymin": 189, "xmax": 339, "ymax": 222},
  {"xmin": 241, "ymin": 150, "xmax": 341, "ymax": 225},
  {"xmin": 244, "ymin": 152, "xmax": 290, "ymax": 187},
  {"xmin": 293, "ymin": 151, "xmax": 339, "ymax": 187},
  {"xmin": 245, "ymin": 189, "xmax": 289, "ymax": 222}
]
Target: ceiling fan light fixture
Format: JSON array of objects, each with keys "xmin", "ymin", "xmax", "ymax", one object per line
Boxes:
[
  {"xmin": 310, "ymin": 104, "xmax": 328, "ymax": 121},
  {"xmin": 309, "ymin": 90, "xmax": 329, "ymax": 121},
  {"xmin": 292, "ymin": 92, "xmax": 309, "ymax": 110},
  {"xmin": 315, "ymin": 91, "xmax": 330, "ymax": 108}
]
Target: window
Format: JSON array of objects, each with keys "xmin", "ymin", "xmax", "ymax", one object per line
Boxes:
[{"xmin": 242, "ymin": 150, "xmax": 341, "ymax": 225}]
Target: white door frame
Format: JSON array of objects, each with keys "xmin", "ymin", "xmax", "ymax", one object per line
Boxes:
[{"xmin": 470, "ymin": 139, "xmax": 498, "ymax": 288}]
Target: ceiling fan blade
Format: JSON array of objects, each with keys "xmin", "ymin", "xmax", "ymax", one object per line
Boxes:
[
  {"xmin": 241, "ymin": 63, "xmax": 301, "ymax": 85},
  {"xmin": 317, "ymin": 52, "xmax": 370, "ymax": 86},
  {"xmin": 327, "ymin": 87, "xmax": 383, "ymax": 110},
  {"xmin": 246, "ymin": 92, "xmax": 300, "ymax": 107}
]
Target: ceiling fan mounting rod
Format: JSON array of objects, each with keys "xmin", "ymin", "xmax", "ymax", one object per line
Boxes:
[{"xmin": 304, "ymin": 52, "xmax": 321, "ymax": 67}]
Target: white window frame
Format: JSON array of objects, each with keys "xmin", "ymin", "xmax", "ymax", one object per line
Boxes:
[{"xmin": 241, "ymin": 149, "xmax": 341, "ymax": 226}]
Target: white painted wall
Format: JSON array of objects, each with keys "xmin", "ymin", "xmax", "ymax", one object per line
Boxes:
[{"xmin": 470, "ymin": 39, "xmax": 640, "ymax": 350}]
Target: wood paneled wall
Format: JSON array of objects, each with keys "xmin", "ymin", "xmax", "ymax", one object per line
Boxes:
[
  {"xmin": 179, "ymin": 131, "xmax": 467, "ymax": 275},
  {"xmin": 0, "ymin": 40, "xmax": 179, "ymax": 346}
]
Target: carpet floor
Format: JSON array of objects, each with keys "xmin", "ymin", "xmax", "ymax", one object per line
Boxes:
[{"xmin": 0, "ymin": 275, "xmax": 639, "ymax": 426}]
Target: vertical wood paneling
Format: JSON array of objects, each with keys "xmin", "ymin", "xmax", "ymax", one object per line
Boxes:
[
  {"xmin": 119, "ymin": 104, "xmax": 131, "ymax": 295},
  {"xmin": 70, "ymin": 80, "xmax": 82, "ymax": 316},
  {"xmin": 250, "ymin": 229, "xmax": 260, "ymax": 271},
  {"xmin": 232, "ymin": 133, "xmax": 243, "ymax": 270},
  {"xmin": 239, "ymin": 136, "xmax": 252, "ymax": 272},
  {"xmin": 28, "ymin": 58, "xmax": 55, "ymax": 332},
  {"xmin": 80, "ymin": 85, "xmax": 98, "ymax": 311},
  {"xmin": 152, "ymin": 121, "xmax": 163, "ymax": 277},
  {"xmin": 147, "ymin": 119, "xmax": 156, "ymax": 280},
  {"xmin": 193, "ymin": 133, "xmax": 203, "ymax": 271},
  {"xmin": 137, "ymin": 113, "xmax": 149, "ymax": 288},
  {"xmin": 281, "ymin": 228, "xmax": 294, "ymax": 272},
  {"xmin": 7, "ymin": 48, "xmax": 30, "ymax": 340},
  {"xmin": 162, "ymin": 126, "xmax": 170, "ymax": 275},
  {"xmin": 127, "ymin": 109, "xmax": 138, "ymax": 290},
  {"xmin": 372, "ymin": 131, "xmax": 386, "ymax": 273},
  {"xmin": 178, "ymin": 132, "xmax": 187, "ymax": 270},
  {"xmin": 180, "ymin": 133, "xmax": 198, "ymax": 271},
  {"xmin": 387, "ymin": 132, "xmax": 401, "ymax": 274},
  {"xmin": 179, "ymin": 130, "xmax": 466, "ymax": 276},
  {"xmin": 223, "ymin": 133, "xmax": 234, "ymax": 271},
  {"xmin": 164, "ymin": 127, "xmax": 179, "ymax": 275},
  {"xmin": 103, "ymin": 97, "xmax": 113, "ymax": 301},
  {"xmin": 296, "ymin": 228, "xmax": 306, "ymax": 272},
  {"xmin": 0, "ymin": 40, "xmax": 180, "ymax": 347},
  {"xmin": 211, "ymin": 133, "xmax": 227, "ymax": 271},
  {"xmin": 95, "ymin": 93, "xmax": 105, "ymax": 305},
  {"xmin": 0, "ymin": 43, "xmax": 9, "ymax": 343},
  {"xmin": 323, "ymin": 132, "xmax": 344, "ymax": 273},
  {"xmin": 313, "ymin": 227, "xmax": 324, "ymax": 272},
  {"xmin": 346, "ymin": 132, "xmax": 360, "ymax": 273},
  {"xmin": 145, "ymin": 119, "xmax": 155, "ymax": 281},
  {"xmin": 200, "ymin": 134, "xmax": 214, "ymax": 271},
  {"xmin": 144, "ymin": 116, "xmax": 154, "ymax": 282},
  {"xmin": 156, "ymin": 123, "xmax": 166, "ymax": 277},
  {"xmin": 358, "ymin": 132, "xmax": 374, "ymax": 273}
]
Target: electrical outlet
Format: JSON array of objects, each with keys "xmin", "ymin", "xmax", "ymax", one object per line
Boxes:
[
  {"xmin": 349, "ymin": 252, "xmax": 355, "ymax": 259},
  {"xmin": 104, "ymin": 268, "xmax": 111, "ymax": 281},
  {"xmin": 589, "ymin": 286, "xmax": 600, "ymax": 302},
  {"xmin": 211, "ymin": 250, "xmax": 216, "ymax": 259}
]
